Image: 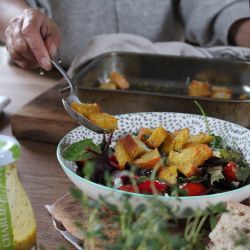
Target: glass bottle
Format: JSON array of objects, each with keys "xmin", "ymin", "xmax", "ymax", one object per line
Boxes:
[{"xmin": 0, "ymin": 135, "xmax": 36, "ymax": 250}]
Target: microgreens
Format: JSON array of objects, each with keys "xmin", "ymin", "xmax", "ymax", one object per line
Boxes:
[
  {"xmin": 70, "ymin": 188, "xmax": 226, "ymax": 250},
  {"xmin": 194, "ymin": 101, "xmax": 211, "ymax": 135}
]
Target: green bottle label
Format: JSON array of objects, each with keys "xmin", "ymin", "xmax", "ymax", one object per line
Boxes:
[{"xmin": 0, "ymin": 168, "xmax": 14, "ymax": 250}]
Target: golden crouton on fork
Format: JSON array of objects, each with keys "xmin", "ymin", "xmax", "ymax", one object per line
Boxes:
[
  {"xmin": 71, "ymin": 102, "xmax": 101, "ymax": 118},
  {"xmin": 88, "ymin": 112, "xmax": 118, "ymax": 131}
]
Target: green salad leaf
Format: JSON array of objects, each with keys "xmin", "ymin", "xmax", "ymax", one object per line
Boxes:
[
  {"xmin": 219, "ymin": 148, "xmax": 242, "ymax": 163},
  {"xmin": 170, "ymin": 185, "xmax": 188, "ymax": 197},
  {"xmin": 237, "ymin": 167, "xmax": 250, "ymax": 183},
  {"xmin": 178, "ymin": 176, "xmax": 205, "ymax": 184},
  {"xmin": 210, "ymin": 135, "xmax": 224, "ymax": 150},
  {"xmin": 62, "ymin": 139, "xmax": 101, "ymax": 161},
  {"xmin": 207, "ymin": 166, "xmax": 225, "ymax": 185}
]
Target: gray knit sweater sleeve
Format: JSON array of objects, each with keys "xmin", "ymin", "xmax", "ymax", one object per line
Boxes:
[
  {"xmin": 26, "ymin": 0, "xmax": 51, "ymax": 16},
  {"xmin": 179, "ymin": 0, "xmax": 250, "ymax": 46}
]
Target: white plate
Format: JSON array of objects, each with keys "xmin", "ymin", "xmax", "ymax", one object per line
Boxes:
[{"xmin": 57, "ymin": 112, "xmax": 250, "ymax": 217}]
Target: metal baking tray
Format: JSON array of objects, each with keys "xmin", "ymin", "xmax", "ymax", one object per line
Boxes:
[{"xmin": 71, "ymin": 52, "xmax": 250, "ymax": 128}]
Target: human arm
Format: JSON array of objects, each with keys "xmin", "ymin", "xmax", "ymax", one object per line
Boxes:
[
  {"xmin": 229, "ymin": 19, "xmax": 250, "ymax": 47},
  {"xmin": 0, "ymin": 0, "xmax": 61, "ymax": 70},
  {"xmin": 178, "ymin": 0, "xmax": 250, "ymax": 47}
]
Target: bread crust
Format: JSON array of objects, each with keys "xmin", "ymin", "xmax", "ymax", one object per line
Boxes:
[
  {"xmin": 88, "ymin": 112, "xmax": 118, "ymax": 131},
  {"xmin": 71, "ymin": 102, "xmax": 101, "ymax": 118},
  {"xmin": 145, "ymin": 127, "xmax": 168, "ymax": 148},
  {"xmin": 137, "ymin": 127, "xmax": 153, "ymax": 141},
  {"xmin": 208, "ymin": 201, "xmax": 250, "ymax": 250},
  {"xmin": 158, "ymin": 165, "xmax": 178, "ymax": 185},
  {"xmin": 187, "ymin": 132, "xmax": 213, "ymax": 144},
  {"xmin": 134, "ymin": 149, "xmax": 161, "ymax": 169},
  {"xmin": 161, "ymin": 133, "xmax": 175, "ymax": 155},
  {"xmin": 123, "ymin": 135, "xmax": 149, "ymax": 159},
  {"xmin": 188, "ymin": 80, "xmax": 212, "ymax": 97},
  {"xmin": 172, "ymin": 128, "xmax": 190, "ymax": 151},
  {"xmin": 110, "ymin": 71, "xmax": 130, "ymax": 89},
  {"xmin": 168, "ymin": 144, "xmax": 212, "ymax": 177},
  {"xmin": 114, "ymin": 138, "xmax": 132, "ymax": 169}
]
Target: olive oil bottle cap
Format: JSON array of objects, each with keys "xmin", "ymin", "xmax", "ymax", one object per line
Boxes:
[{"xmin": 0, "ymin": 135, "xmax": 20, "ymax": 167}]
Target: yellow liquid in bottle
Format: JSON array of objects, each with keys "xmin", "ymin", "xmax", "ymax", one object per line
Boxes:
[
  {"xmin": 0, "ymin": 135, "xmax": 36, "ymax": 250},
  {"xmin": 1, "ymin": 163, "xmax": 36, "ymax": 250}
]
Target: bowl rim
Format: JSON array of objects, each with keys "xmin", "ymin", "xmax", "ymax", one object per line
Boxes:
[{"xmin": 57, "ymin": 111, "xmax": 250, "ymax": 200}]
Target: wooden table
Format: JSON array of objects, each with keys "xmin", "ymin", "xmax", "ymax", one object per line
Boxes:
[{"xmin": 0, "ymin": 47, "xmax": 75, "ymax": 249}]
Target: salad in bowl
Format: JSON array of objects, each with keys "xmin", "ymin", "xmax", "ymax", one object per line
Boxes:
[{"xmin": 57, "ymin": 112, "xmax": 250, "ymax": 213}]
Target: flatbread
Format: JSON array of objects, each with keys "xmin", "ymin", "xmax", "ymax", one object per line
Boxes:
[
  {"xmin": 50, "ymin": 193, "xmax": 85, "ymax": 240},
  {"xmin": 50, "ymin": 193, "xmax": 118, "ymax": 250},
  {"xmin": 50, "ymin": 194, "xmax": 250, "ymax": 250},
  {"xmin": 208, "ymin": 201, "xmax": 250, "ymax": 250}
]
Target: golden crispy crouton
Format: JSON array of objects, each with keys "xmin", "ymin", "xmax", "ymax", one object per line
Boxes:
[
  {"xmin": 137, "ymin": 128, "xmax": 153, "ymax": 141},
  {"xmin": 211, "ymin": 91, "xmax": 232, "ymax": 100},
  {"xmin": 211, "ymin": 86, "xmax": 232, "ymax": 94},
  {"xmin": 158, "ymin": 165, "xmax": 178, "ymax": 185},
  {"xmin": 188, "ymin": 80, "xmax": 212, "ymax": 97},
  {"xmin": 71, "ymin": 102, "xmax": 101, "ymax": 118},
  {"xmin": 173, "ymin": 128, "xmax": 190, "ymax": 151},
  {"xmin": 99, "ymin": 83, "xmax": 117, "ymax": 90},
  {"xmin": 110, "ymin": 72, "xmax": 130, "ymax": 89},
  {"xmin": 239, "ymin": 94, "xmax": 249, "ymax": 100},
  {"xmin": 134, "ymin": 149, "xmax": 161, "ymax": 169},
  {"xmin": 114, "ymin": 138, "xmax": 132, "ymax": 170},
  {"xmin": 161, "ymin": 133, "xmax": 175, "ymax": 155},
  {"xmin": 88, "ymin": 113, "xmax": 118, "ymax": 131},
  {"xmin": 123, "ymin": 135, "xmax": 149, "ymax": 159},
  {"xmin": 187, "ymin": 132, "xmax": 213, "ymax": 144},
  {"xmin": 168, "ymin": 144, "xmax": 212, "ymax": 177},
  {"xmin": 182, "ymin": 142, "xmax": 199, "ymax": 149},
  {"xmin": 145, "ymin": 127, "xmax": 168, "ymax": 149}
]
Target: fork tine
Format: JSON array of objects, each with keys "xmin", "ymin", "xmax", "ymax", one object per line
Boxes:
[{"xmin": 66, "ymin": 94, "xmax": 80, "ymax": 104}]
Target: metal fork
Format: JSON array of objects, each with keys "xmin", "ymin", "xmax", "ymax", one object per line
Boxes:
[{"xmin": 51, "ymin": 59, "xmax": 110, "ymax": 134}]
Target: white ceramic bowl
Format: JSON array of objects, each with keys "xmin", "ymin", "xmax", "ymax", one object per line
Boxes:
[{"xmin": 57, "ymin": 112, "xmax": 250, "ymax": 216}]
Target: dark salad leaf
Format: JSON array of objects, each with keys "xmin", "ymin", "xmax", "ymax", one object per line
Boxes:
[
  {"xmin": 202, "ymin": 157, "xmax": 226, "ymax": 169},
  {"xmin": 177, "ymin": 175, "xmax": 205, "ymax": 184},
  {"xmin": 90, "ymin": 150, "xmax": 115, "ymax": 184},
  {"xmin": 62, "ymin": 139, "xmax": 101, "ymax": 161},
  {"xmin": 62, "ymin": 136, "xmax": 116, "ymax": 184},
  {"xmin": 71, "ymin": 134, "xmax": 116, "ymax": 184}
]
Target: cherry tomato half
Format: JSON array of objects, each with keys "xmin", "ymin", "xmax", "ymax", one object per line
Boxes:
[
  {"xmin": 118, "ymin": 184, "xmax": 136, "ymax": 193},
  {"xmin": 223, "ymin": 162, "xmax": 238, "ymax": 182},
  {"xmin": 138, "ymin": 180, "xmax": 168, "ymax": 194},
  {"xmin": 182, "ymin": 182, "xmax": 207, "ymax": 196}
]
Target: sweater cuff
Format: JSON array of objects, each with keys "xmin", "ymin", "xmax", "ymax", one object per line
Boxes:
[{"xmin": 214, "ymin": 0, "xmax": 250, "ymax": 45}]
